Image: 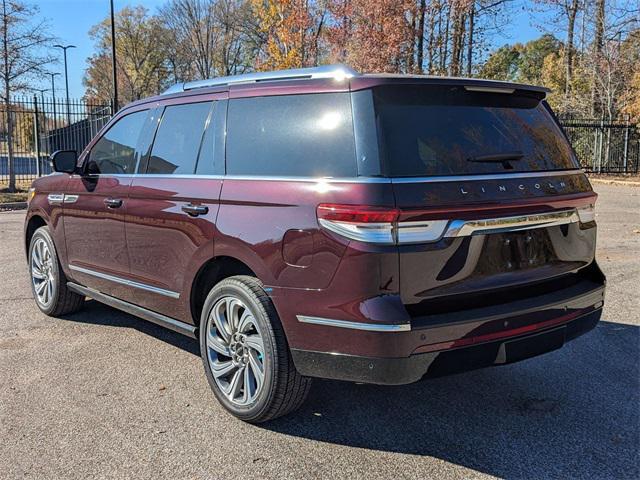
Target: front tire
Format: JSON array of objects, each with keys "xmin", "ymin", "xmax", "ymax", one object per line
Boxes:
[
  {"xmin": 28, "ymin": 226, "xmax": 84, "ymax": 316},
  {"xmin": 200, "ymin": 275, "xmax": 311, "ymax": 423}
]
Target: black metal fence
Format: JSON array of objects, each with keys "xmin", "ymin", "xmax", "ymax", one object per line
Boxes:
[
  {"xmin": 1, "ymin": 98, "xmax": 639, "ymax": 185},
  {"xmin": 1, "ymin": 96, "xmax": 112, "ymax": 185},
  {"xmin": 560, "ymin": 118, "xmax": 639, "ymax": 174}
]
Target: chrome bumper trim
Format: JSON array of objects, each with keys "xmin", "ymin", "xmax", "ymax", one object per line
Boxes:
[
  {"xmin": 297, "ymin": 315, "xmax": 411, "ymax": 332},
  {"xmin": 68, "ymin": 264, "xmax": 180, "ymax": 299},
  {"xmin": 445, "ymin": 209, "xmax": 579, "ymax": 238}
]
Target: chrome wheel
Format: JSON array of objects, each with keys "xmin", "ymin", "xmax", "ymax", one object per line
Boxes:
[
  {"xmin": 206, "ymin": 296, "xmax": 266, "ymax": 406},
  {"xmin": 31, "ymin": 237, "xmax": 55, "ymax": 307}
]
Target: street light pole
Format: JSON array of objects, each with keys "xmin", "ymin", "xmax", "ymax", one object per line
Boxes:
[
  {"xmin": 54, "ymin": 44, "xmax": 76, "ymax": 125},
  {"xmin": 110, "ymin": 0, "xmax": 119, "ymax": 112},
  {"xmin": 47, "ymin": 72, "xmax": 60, "ymax": 128},
  {"xmin": 34, "ymin": 88, "xmax": 48, "ymax": 106}
]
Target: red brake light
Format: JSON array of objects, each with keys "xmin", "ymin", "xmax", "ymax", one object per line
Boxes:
[{"xmin": 317, "ymin": 204, "xmax": 400, "ymax": 223}]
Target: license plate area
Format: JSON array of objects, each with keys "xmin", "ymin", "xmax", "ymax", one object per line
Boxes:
[{"xmin": 495, "ymin": 326, "xmax": 566, "ymax": 364}]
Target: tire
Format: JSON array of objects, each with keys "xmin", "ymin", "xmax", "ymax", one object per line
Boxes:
[
  {"xmin": 199, "ymin": 275, "xmax": 311, "ymax": 423},
  {"xmin": 28, "ymin": 226, "xmax": 84, "ymax": 317}
]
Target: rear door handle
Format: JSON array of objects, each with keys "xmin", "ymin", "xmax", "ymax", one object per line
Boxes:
[
  {"xmin": 182, "ymin": 204, "xmax": 209, "ymax": 217},
  {"xmin": 104, "ymin": 198, "xmax": 123, "ymax": 209}
]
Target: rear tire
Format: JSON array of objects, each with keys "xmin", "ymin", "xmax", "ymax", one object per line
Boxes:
[
  {"xmin": 28, "ymin": 226, "xmax": 84, "ymax": 317},
  {"xmin": 199, "ymin": 275, "xmax": 311, "ymax": 423}
]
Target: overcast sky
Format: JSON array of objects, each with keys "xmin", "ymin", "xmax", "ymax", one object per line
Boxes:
[{"xmin": 35, "ymin": 0, "xmax": 548, "ymax": 99}]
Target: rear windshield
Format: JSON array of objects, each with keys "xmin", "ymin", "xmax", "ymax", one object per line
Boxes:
[{"xmin": 373, "ymin": 85, "xmax": 578, "ymax": 177}]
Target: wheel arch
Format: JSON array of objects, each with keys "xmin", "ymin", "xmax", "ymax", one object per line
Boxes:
[
  {"xmin": 189, "ymin": 256, "xmax": 258, "ymax": 333},
  {"xmin": 24, "ymin": 214, "xmax": 47, "ymax": 261}
]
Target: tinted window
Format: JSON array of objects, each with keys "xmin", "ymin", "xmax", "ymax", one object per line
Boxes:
[
  {"xmin": 146, "ymin": 102, "xmax": 212, "ymax": 175},
  {"xmin": 89, "ymin": 110, "xmax": 148, "ymax": 174},
  {"xmin": 374, "ymin": 86, "xmax": 578, "ymax": 177},
  {"xmin": 195, "ymin": 100, "xmax": 225, "ymax": 175},
  {"xmin": 227, "ymin": 93, "xmax": 356, "ymax": 177}
]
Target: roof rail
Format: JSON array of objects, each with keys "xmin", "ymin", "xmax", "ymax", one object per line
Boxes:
[{"xmin": 163, "ymin": 64, "xmax": 359, "ymax": 95}]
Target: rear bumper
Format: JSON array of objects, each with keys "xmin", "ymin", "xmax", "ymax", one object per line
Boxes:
[{"xmin": 291, "ymin": 307, "xmax": 602, "ymax": 385}]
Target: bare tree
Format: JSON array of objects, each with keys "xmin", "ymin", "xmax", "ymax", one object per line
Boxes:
[
  {"xmin": 536, "ymin": 0, "xmax": 584, "ymax": 95},
  {"xmin": 159, "ymin": 0, "xmax": 254, "ymax": 82},
  {"xmin": 0, "ymin": 0, "xmax": 53, "ymax": 191}
]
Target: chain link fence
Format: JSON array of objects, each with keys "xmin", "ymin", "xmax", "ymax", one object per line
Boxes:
[{"xmin": 1, "ymin": 98, "xmax": 639, "ymax": 185}]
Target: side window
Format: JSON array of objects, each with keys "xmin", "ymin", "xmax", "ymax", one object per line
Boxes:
[
  {"xmin": 146, "ymin": 102, "xmax": 212, "ymax": 175},
  {"xmin": 226, "ymin": 93, "xmax": 356, "ymax": 177},
  {"xmin": 88, "ymin": 110, "xmax": 148, "ymax": 174},
  {"xmin": 195, "ymin": 100, "xmax": 226, "ymax": 176}
]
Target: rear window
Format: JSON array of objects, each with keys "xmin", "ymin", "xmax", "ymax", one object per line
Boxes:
[
  {"xmin": 226, "ymin": 93, "xmax": 356, "ymax": 177},
  {"xmin": 374, "ymin": 85, "xmax": 578, "ymax": 177}
]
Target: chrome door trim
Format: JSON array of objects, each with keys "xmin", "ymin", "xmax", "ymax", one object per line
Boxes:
[
  {"xmin": 444, "ymin": 209, "xmax": 579, "ymax": 238},
  {"xmin": 63, "ymin": 194, "xmax": 79, "ymax": 204},
  {"xmin": 297, "ymin": 315, "xmax": 411, "ymax": 332},
  {"xmin": 68, "ymin": 264, "xmax": 180, "ymax": 299},
  {"xmin": 47, "ymin": 193, "xmax": 64, "ymax": 205}
]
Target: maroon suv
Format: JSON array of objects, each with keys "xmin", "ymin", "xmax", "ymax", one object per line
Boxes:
[{"xmin": 24, "ymin": 65, "xmax": 605, "ymax": 422}]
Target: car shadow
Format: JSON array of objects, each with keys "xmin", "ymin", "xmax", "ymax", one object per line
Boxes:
[
  {"xmin": 66, "ymin": 302, "xmax": 639, "ymax": 479},
  {"xmin": 64, "ymin": 299, "xmax": 200, "ymax": 356}
]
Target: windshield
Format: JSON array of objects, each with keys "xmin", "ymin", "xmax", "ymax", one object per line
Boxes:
[{"xmin": 373, "ymin": 85, "xmax": 578, "ymax": 177}]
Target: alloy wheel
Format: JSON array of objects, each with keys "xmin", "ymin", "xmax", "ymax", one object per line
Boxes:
[
  {"xmin": 206, "ymin": 296, "xmax": 266, "ymax": 406},
  {"xmin": 31, "ymin": 237, "xmax": 55, "ymax": 307}
]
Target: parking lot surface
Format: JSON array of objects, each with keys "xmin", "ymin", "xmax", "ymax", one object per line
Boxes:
[{"xmin": 0, "ymin": 183, "xmax": 638, "ymax": 479}]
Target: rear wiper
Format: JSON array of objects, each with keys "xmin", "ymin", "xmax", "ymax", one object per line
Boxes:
[
  {"xmin": 467, "ymin": 151, "xmax": 524, "ymax": 163},
  {"xmin": 467, "ymin": 151, "xmax": 524, "ymax": 169}
]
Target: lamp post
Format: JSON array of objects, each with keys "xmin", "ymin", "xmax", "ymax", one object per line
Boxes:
[
  {"xmin": 46, "ymin": 72, "xmax": 60, "ymax": 128},
  {"xmin": 53, "ymin": 44, "xmax": 76, "ymax": 125},
  {"xmin": 34, "ymin": 88, "xmax": 48, "ymax": 106},
  {"xmin": 33, "ymin": 88, "xmax": 48, "ymax": 177},
  {"xmin": 110, "ymin": 0, "xmax": 119, "ymax": 112}
]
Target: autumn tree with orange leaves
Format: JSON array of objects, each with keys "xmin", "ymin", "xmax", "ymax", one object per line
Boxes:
[
  {"xmin": 252, "ymin": 0, "xmax": 326, "ymax": 70},
  {"xmin": 327, "ymin": 0, "xmax": 416, "ymax": 73}
]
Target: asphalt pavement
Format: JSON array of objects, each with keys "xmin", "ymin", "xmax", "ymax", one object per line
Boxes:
[{"xmin": 0, "ymin": 183, "xmax": 638, "ymax": 479}]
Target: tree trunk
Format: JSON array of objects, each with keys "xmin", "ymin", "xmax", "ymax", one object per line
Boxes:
[
  {"xmin": 591, "ymin": 0, "xmax": 606, "ymax": 116},
  {"xmin": 449, "ymin": 7, "xmax": 466, "ymax": 76},
  {"xmin": 441, "ymin": 4, "xmax": 450, "ymax": 73},
  {"xmin": 408, "ymin": 12, "xmax": 416, "ymax": 73},
  {"xmin": 427, "ymin": 4, "xmax": 436, "ymax": 74},
  {"xmin": 594, "ymin": 0, "xmax": 605, "ymax": 53},
  {"xmin": 565, "ymin": 0, "xmax": 579, "ymax": 96},
  {"xmin": 2, "ymin": 0, "xmax": 15, "ymax": 192},
  {"xmin": 466, "ymin": 2, "xmax": 474, "ymax": 76},
  {"xmin": 416, "ymin": 0, "xmax": 426, "ymax": 74}
]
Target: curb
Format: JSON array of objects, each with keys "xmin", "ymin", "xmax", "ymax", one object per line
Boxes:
[
  {"xmin": 0, "ymin": 201, "xmax": 27, "ymax": 211},
  {"xmin": 588, "ymin": 178, "xmax": 640, "ymax": 187}
]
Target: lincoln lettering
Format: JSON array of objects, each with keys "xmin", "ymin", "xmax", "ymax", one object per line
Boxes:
[{"xmin": 460, "ymin": 180, "xmax": 567, "ymax": 195}]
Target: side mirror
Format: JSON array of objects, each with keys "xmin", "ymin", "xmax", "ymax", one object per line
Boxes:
[{"xmin": 50, "ymin": 150, "xmax": 78, "ymax": 174}]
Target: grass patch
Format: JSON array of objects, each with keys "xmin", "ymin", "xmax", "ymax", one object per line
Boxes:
[
  {"xmin": 0, "ymin": 181, "xmax": 31, "ymax": 203},
  {"xmin": 0, "ymin": 191, "xmax": 28, "ymax": 203}
]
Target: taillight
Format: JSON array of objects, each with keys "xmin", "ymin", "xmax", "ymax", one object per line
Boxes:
[
  {"xmin": 317, "ymin": 204, "xmax": 399, "ymax": 244},
  {"xmin": 317, "ymin": 204, "xmax": 449, "ymax": 245}
]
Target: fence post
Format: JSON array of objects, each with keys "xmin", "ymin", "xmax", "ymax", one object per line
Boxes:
[
  {"xmin": 33, "ymin": 95, "xmax": 41, "ymax": 177},
  {"xmin": 597, "ymin": 118, "xmax": 604, "ymax": 173},
  {"xmin": 623, "ymin": 115, "xmax": 630, "ymax": 173}
]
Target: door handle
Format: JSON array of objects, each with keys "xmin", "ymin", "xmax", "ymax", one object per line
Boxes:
[
  {"xmin": 104, "ymin": 198, "xmax": 123, "ymax": 208},
  {"xmin": 182, "ymin": 204, "xmax": 209, "ymax": 217}
]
